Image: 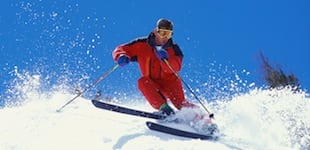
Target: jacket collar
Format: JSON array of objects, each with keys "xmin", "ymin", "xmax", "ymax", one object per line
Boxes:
[{"xmin": 147, "ymin": 32, "xmax": 173, "ymax": 50}]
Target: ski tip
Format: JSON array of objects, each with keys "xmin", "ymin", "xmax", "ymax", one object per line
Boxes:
[
  {"xmin": 91, "ymin": 99, "xmax": 98, "ymax": 104},
  {"xmin": 146, "ymin": 121, "xmax": 152, "ymax": 127}
]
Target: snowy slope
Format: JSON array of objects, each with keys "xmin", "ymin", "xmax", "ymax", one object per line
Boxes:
[
  {"xmin": 0, "ymin": 92, "xmax": 227, "ymax": 150},
  {"xmin": 1, "ymin": 88, "xmax": 309, "ymax": 150}
]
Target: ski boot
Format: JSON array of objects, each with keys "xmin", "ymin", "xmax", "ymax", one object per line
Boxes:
[
  {"xmin": 159, "ymin": 103, "xmax": 175, "ymax": 116},
  {"xmin": 201, "ymin": 123, "xmax": 219, "ymax": 135}
]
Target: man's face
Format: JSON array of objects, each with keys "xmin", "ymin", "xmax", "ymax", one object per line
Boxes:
[{"xmin": 156, "ymin": 28, "xmax": 173, "ymax": 39}]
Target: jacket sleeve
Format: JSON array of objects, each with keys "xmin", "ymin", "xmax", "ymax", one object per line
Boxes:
[
  {"xmin": 161, "ymin": 44, "xmax": 183, "ymax": 73},
  {"xmin": 112, "ymin": 45, "xmax": 129, "ymax": 61},
  {"xmin": 112, "ymin": 39, "xmax": 142, "ymax": 61}
]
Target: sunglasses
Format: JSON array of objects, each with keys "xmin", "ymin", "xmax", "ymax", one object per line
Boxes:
[{"xmin": 157, "ymin": 29, "xmax": 173, "ymax": 39}]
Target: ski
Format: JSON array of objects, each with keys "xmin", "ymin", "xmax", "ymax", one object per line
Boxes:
[
  {"xmin": 91, "ymin": 100, "xmax": 166, "ymax": 120},
  {"xmin": 146, "ymin": 121, "xmax": 218, "ymax": 140}
]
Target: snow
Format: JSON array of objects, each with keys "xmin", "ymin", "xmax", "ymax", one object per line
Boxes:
[
  {"xmin": 1, "ymin": 88, "xmax": 309, "ymax": 150},
  {"xmin": 0, "ymin": 93, "xmax": 224, "ymax": 150}
]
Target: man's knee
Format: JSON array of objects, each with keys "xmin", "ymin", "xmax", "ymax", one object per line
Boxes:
[
  {"xmin": 138, "ymin": 76, "xmax": 151, "ymax": 90},
  {"xmin": 138, "ymin": 76, "xmax": 160, "ymax": 90}
]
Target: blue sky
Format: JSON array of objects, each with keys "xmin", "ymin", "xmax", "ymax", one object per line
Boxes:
[{"xmin": 0, "ymin": 0, "xmax": 309, "ymax": 104}]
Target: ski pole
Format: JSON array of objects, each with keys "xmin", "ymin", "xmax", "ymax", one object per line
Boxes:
[
  {"xmin": 163, "ymin": 59, "xmax": 214, "ymax": 119},
  {"xmin": 56, "ymin": 64, "xmax": 119, "ymax": 112}
]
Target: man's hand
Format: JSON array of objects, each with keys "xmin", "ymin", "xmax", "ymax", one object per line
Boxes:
[
  {"xmin": 155, "ymin": 48, "xmax": 168, "ymax": 60},
  {"xmin": 117, "ymin": 55, "xmax": 130, "ymax": 66}
]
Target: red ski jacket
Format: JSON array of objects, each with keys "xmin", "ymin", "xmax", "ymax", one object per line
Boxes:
[{"xmin": 112, "ymin": 32, "xmax": 184, "ymax": 80}]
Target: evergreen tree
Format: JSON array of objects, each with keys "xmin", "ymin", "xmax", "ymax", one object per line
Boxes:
[{"xmin": 259, "ymin": 51, "xmax": 300, "ymax": 90}]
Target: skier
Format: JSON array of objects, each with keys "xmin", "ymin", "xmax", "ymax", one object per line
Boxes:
[{"xmin": 112, "ymin": 18, "xmax": 196, "ymax": 116}]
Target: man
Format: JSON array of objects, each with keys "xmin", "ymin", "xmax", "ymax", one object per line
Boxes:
[{"xmin": 112, "ymin": 18, "xmax": 195, "ymax": 116}]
